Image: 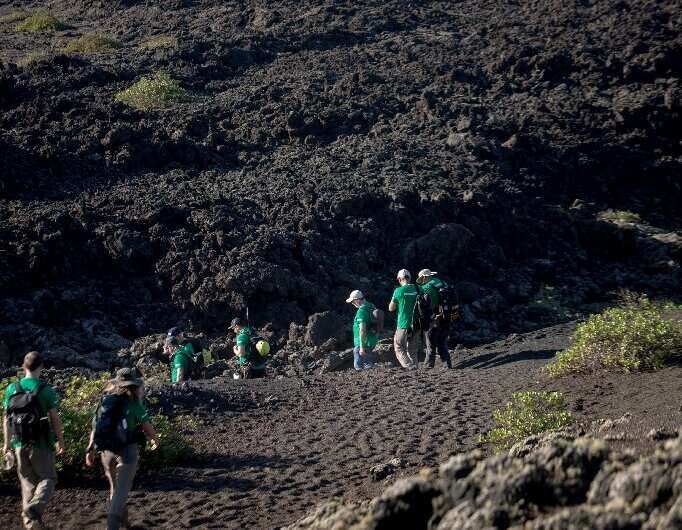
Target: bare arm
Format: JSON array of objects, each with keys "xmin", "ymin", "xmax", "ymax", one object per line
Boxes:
[
  {"xmin": 235, "ymin": 345, "xmax": 247, "ymax": 358},
  {"xmin": 48, "ymin": 409, "xmax": 65, "ymax": 455},
  {"xmin": 2, "ymin": 414, "xmax": 9, "ymax": 453},
  {"xmin": 176, "ymin": 367, "xmax": 186, "ymax": 382},
  {"xmin": 358, "ymin": 323, "xmax": 367, "ymax": 353},
  {"xmin": 388, "ymin": 300, "xmax": 397, "ymax": 312}
]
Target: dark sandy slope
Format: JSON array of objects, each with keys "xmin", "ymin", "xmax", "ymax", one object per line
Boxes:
[{"xmin": 1, "ymin": 325, "xmax": 680, "ymax": 529}]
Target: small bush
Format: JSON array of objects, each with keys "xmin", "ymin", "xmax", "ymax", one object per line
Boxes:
[
  {"xmin": 0, "ymin": 11, "xmax": 28, "ymax": 24},
  {"xmin": 480, "ymin": 391, "xmax": 574, "ymax": 451},
  {"xmin": 115, "ymin": 71, "xmax": 190, "ymax": 110},
  {"xmin": 16, "ymin": 51, "xmax": 51, "ymax": 67},
  {"xmin": 61, "ymin": 33, "xmax": 122, "ymax": 55},
  {"xmin": 547, "ymin": 296, "xmax": 682, "ymax": 377},
  {"xmin": 139, "ymin": 35, "xmax": 178, "ymax": 50},
  {"xmin": 15, "ymin": 12, "xmax": 67, "ymax": 32}
]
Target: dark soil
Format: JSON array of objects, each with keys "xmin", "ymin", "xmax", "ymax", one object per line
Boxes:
[
  {"xmin": 1, "ymin": 325, "xmax": 681, "ymax": 529},
  {"xmin": 1, "ymin": 0, "xmax": 681, "ymax": 363}
]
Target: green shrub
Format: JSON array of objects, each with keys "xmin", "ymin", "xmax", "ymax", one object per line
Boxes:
[
  {"xmin": 1, "ymin": 374, "xmax": 193, "ymax": 477},
  {"xmin": 61, "ymin": 33, "xmax": 122, "ymax": 55},
  {"xmin": 115, "ymin": 71, "xmax": 190, "ymax": 110},
  {"xmin": 16, "ymin": 51, "xmax": 51, "ymax": 67},
  {"xmin": 0, "ymin": 11, "xmax": 28, "ymax": 24},
  {"xmin": 15, "ymin": 12, "xmax": 67, "ymax": 32},
  {"xmin": 480, "ymin": 391, "xmax": 574, "ymax": 451},
  {"xmin": 139, "ymin": 35, "xmax": 178, "ymax": 50},
  {"xmin": 547, "ymin": 296, "xmax": 682, "ymax": 377}
]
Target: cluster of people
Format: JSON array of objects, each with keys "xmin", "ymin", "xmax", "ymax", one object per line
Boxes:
[
  {"xmin": 346, "ymin": 268, "xmax": 457, "ymax": 371},
  {"xmin": 3, "ymin": 352, "xmax": 157, "ymax": 530}
]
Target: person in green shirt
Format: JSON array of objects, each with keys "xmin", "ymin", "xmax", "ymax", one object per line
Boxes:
[
  {"xmin": 3, "ymin": 351, "xmax": 65, "ymax": 530},
  {"xmin": 165, "ymin": 337, "xmax": 193, "ymax": 383},
  {"xmin": 85, "ymin": 368, "xmax": 158, "ymax": 530},
  {"xmin": 417, "ymin": 268, "xmax": 453, "ymax": 368},
  {"xmin": 230, "ymin": 318, "xmax": 266, "ymax": 379},
  {"xmin": 346, "ymin": 289, "xmax": 378, "ymax": 370},
  {"xmin": 388, "ymin": 269, "xmax": 421, "ymax": 368}
]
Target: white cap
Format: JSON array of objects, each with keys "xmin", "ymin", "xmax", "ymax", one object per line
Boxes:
[
  {"xmin": 396, "ymin": 269, "xmax": 411, "ymax": 280},
  {"xmin": 345, "ymin": 289, "xmax": 364, "ymax": 303},
  {"xmin": 417, "ymin": 269, "xmax": 438, "ymax": 279}
]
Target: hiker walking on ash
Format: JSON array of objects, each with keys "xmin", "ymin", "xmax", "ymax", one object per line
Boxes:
[
  {"xmin": 85, "ymin": 368, "xmax": 159, "ymax": 530},
  {"xmin": 346, "ymin": 289, "xmax": 381, "ymax": 370},
  {"xmin": 417, "ymin": 269, "xmax": 455, "ymax": 369},
  {"xmin": 3, "ymin": 351, "xmax": 65, "ymax": 530},
  {"xmin": 389, "ymin": 269, "xmax": 422, "ymax": 368}
]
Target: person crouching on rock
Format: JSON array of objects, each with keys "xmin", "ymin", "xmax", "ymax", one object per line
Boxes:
[
  {"xmin": 389, "ymin": 269, "xmax": 421, "ymax": 368},
  {"xmin": 85, "ymin": 368, "xmax": 159, "ymax": 530},
  {"xmin": 229, "ymin": 317, "xmax": 266, "ymax": 379},
  {"xmin": 346, "ymin": 289, "xmax": 378, "ymax": 370},
  {"xmin": 164, "ymin": 336, "xmax": 192, "ymax": 384},
  {"xmin": 3, "ymin": 351, "xmax": 65, "ymax": 530}
]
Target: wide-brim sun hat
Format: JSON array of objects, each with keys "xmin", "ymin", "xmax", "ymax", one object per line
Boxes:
[
  {"xmin": 417, "ymin": 269, "xmax": 437, "ymax": 279},
  {"xmin": 113, "ymin": 367, "xmax": 143, "ymax": 388},
  {"xmin": 345, "ymin": 289, "xmax": 364, "ymax": 303}
]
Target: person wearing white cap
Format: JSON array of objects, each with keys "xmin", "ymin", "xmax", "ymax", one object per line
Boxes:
[
  {"xmin": 417, "ymin": 269, "xmax": 453, "ymax": 368},
  {"xmin": 346, "ymin": 290, "xmax": 378, "ymax": 370},
  {"xmin": 388, "ymin": 269, "xmax": 421, "ymax": 368}
]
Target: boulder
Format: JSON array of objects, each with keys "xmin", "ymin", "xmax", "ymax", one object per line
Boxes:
[{"xmin": 304, "ymin": 311, "xmax": 349, "ymax": 348}]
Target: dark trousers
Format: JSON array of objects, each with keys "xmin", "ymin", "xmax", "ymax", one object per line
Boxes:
[{"xmin": 424, "ymin": 322, "xmax": 452, "ymax": 368}]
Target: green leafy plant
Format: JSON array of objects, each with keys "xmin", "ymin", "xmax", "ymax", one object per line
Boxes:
[
  {"xmin": 138, "ymin": 35, "xmax": 178, "ymax": 50},
  {"xmin": 480, "ymin": 391, "xmax": 574, "ymax": 451},
  {"xmin": 61, "ymin": 33, "xmax": 122, "ymax": 55},
  {"xmin": 15, "ymin": 12, "xmax": 67, "ymax": 32},
  {"xmin": 547, "ymin": 296, "xmax": 682, "ymax": 377},
  {"xmin": 0, "ymin": 10, "xmax": 28, "ymax": 24},
  {"xmin": 114, "ymin": 71, "xmax": 190, "ymax": 110}
]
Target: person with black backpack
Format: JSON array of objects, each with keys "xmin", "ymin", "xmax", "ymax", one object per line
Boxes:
[
  {"xmin": 417, "ymin": 269, "xmax": 454, "ymax": 369},
  {"xmin": 85, "ymin": 368, "xmax": 158, "ymax": 530},
  {"xmin": 345, "ymin": 289, "xmax": 380, "ymax": 370},
  {"xmin": 2, "ymin": 351, "xmax": 65, "ymax": 530},
  {"xmin": 388, "ymin": 269, "xmax": 424, "ymax": 368}
]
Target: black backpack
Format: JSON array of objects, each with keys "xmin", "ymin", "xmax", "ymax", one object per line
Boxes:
[
  {"xmin": 178, "ymin": 340, "xmax": 205, "ymax": 380},
  {"xmin": 7, "ymin": 382, "xmax": 49, "ymax": 444},
  {"xmin": 412, "ymin": 285, "xmax": 432, "ymax": 332},
  {"xmin": 93, "ymin": 394, "xmax": 135, "ymax": 452},
  {"xmin": 437, "ymin": 283, "xmax": 460, "ymax": 321}
]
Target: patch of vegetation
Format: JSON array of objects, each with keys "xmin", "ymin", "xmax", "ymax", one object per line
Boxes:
[
  {"xmin": 61, "ymin": 33, "xmax": 122, "ymax": 55},
  {"xmin": 138, "ymin": 35, "xmax": 178, "ymax": 50},
  {"xmin": 2, "ymin": 374, "xmax": 193, "ymax": 477},
  {"xmin": 114, "ymin": 71, "xmax": 190, "ymax": 110},
  {"xmin": 0, "ymin": 10, "xmax": 28, "ymax": 24},
  {"xmin": 480, "ymin": 391, "xmax": 574, "ymax": 451},
  {"xmin": 16, "ymin": 51, "xmax": 51, "ymax": 67},
  {"xmin": 547, "ymin": 295, "xmax": 682, "ymax": 377},
  {"xmin": 599, "ymin": 209, "xmax": 642, "ymax": 223},
  {"xmin": 15, "ymin": 12, "xmax": 67, "ymax": 32}
]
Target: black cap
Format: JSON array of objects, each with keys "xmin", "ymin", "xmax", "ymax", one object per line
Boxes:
[
  {"xmin": 167, "ymin": 326, "xmax": 183, "ymax": 337},
  {"xmin": 229, "ymin": 317, "xmax": 243, "ymax": 329}
]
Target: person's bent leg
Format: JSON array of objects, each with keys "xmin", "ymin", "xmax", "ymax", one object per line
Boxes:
[
  {"xmin": 394, "ymin": 329, "xmax": 412, "ymax": 368},
  {"xmin": 425, "ymin": 327, "xmax": 438, "ymax": 368},
  {"xmin": 438, "ymin": 324, "xmax": 452, "ymax": 368},
  {"xmin": 24, "ymin": 447, "xmax": 57, "ymax": 524},
  {"xmin": 107, "ymin": 445, "xmax": 139, "ymax": 530},
  {"xmin": 406, "ymin": 331, "xmax": 421, "ymax": 368}
]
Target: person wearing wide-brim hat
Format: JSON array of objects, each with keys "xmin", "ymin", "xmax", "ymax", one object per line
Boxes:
[{"xmin": 85, "ymin": 369, "xmax": 158, "ymax": 530}]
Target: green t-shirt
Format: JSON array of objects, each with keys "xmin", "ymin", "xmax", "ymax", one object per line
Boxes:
[
  {"xmin": 235, "ymin": 327, "xmax": 265, "ymax": 368},
  {"xmin": 421, "ymin": 277, "xmax": 446, "ymax": 311},
  {"xmin": 170, "ymin": 343, "xmax": 193, "ymax": 382},
  {"xmin": 3, "ymin": 377, "xmax": 59, "ymax": 449},
  {"xmin": 353, "ymin": 302, "xmax": 378, "ymax": 349},
  {"xmin": 125, "ymin": 399, "xmax": 150, "ymax": 433},
  {"xmin": 391, "ymin": 283, "xmax": 419, "ymax": 329}
]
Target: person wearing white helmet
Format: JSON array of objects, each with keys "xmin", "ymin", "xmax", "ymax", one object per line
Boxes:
[
  {"xmin": 345, "ymin": 290, "xmax": 378, "ymax": 370},
  {"xmin": 388, "ymin": 269, "xmax": 421, "ymax": 368},
  {"xmin": 417, "ymin": 269, "xmax": 453, "ymax": 369}
]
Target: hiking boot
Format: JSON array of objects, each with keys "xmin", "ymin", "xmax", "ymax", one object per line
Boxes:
[{"xmin": 23, "ymin": 509, "xmax": 47, "ymax": 530}]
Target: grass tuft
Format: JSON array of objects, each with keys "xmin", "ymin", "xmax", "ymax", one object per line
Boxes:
[
  {"xmin": 0, "ymin": 10, "xmax": 29, "ymax": 24},
  {"xmin": 15, "ymin": 12, "xmax": 67, "ymax": 32},
  {"xmin": 480, "ymin": 391, "xmax": 574, "ymax": 451},
  {"xmin": 115, "ymin": 71, "xmax": 190, "ymax": 110},
  {"xmin": 599, "ymin": 209, "xmax": 642, "ymax": 223},
  {"xmin": 16, "ymin": 51, "xmax": 51, "ymax": 67},
  {"xmin": 61, "ymin": 33, "xmax": 122, "ymax": 55},
  {"xmin": 138, "ymin": 35, "xmax": 178, "ymax": 50},
  {"xmin": 547, "ymin": 295, "xmax": 682, "ymax": 377}
]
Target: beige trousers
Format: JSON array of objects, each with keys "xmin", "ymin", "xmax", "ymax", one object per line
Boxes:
[
  {"xmin": 101, "ymin": 444, "xmax": 139, "ymax": 530},
  {"xmin": 394, "ymin": 328, "xmax": 421, "ymax": 368},
  {"xmin": 15, "ymin": 446, "xmax": 57, "ymax": 528}
]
